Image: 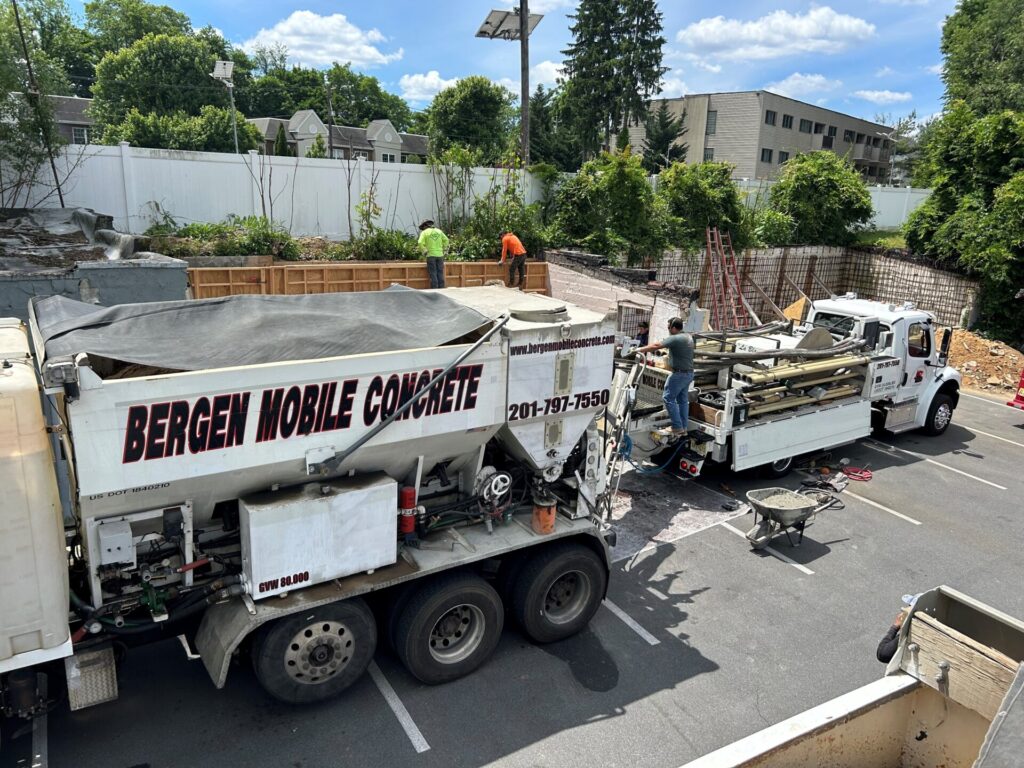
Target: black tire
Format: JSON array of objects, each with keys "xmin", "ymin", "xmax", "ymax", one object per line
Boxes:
[
  {"xmin": 394, "ymin": 572, "xmax": 503, "ymax": 685},
  {"xmin": 252, "ymin": 598, "xmax": 376, "ymax": 704},
  {"xmin": 384, "ymin": 583, "xmax": 418, "ymax": 653},
  {"xmin": 923, "ymin": 393, "xmax": 954, "ymax": 436},
  {"xmin": 510, "ymin": 542, "xmax": 607, "ymax": 644},
  {"xmin": 761, "ymin": 456, "xmax": 794, "ymax": 479}
]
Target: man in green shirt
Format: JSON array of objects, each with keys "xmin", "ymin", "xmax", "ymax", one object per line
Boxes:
[
  {"xmin": 417, "ymin": 219, "xmax": 449, "ymax": 289},
  {"xmin": 635, "ymin": 316, "xmax": 695, "ymax": 436}
]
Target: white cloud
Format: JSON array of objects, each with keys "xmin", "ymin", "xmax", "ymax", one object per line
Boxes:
[
  {"xmin": 925, "ymin": 62, "xmax": 943, "ymax": 75},
  {"xmin": 658, "ymin": 74, "xmax": 690, "ymax": 98},
  {"xmin": 677, "ymin": 6, "xmax": 875, "ymax": 61},
  {"xmin": 854, "ymin": 89, "xmax": 913, "ymax": 104},
  {"xmin": 765, "ymin": 72, "xmax": 842, "ymax": 99},
  {"xmin": 495, "ymin": 77, "xmax": 519, "ymax": 92},
  {"xmin": 399, "ymin": 71, "xmax": 459, "ymax": 101},
  {"xmin": 243, "ymin": 11, "xmax": 402, "ymax": 69},
  {"xmin": 525, "ymin": 0, "xmax": 578, "ymax": 12},
  {"xmin": 874, "ymin": 0, "xmax": 930, "ymax": 5},
  {"xmin": 531, "ymin": 59, "xmax": 564, "ymax": 86},
  {"xmin": 875, "ymin": 65, "xmax": 895, "ymax": 77},
  {"xmin": 666, "ymin": 50, "xmax": 723, "ymax": 73}
]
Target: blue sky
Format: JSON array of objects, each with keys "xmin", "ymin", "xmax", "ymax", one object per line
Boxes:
[{"xmin": 73, "ymin": 0, "xmax": 957, "ymax": 122}]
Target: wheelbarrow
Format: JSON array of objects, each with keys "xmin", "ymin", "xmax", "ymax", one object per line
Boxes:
[{"xmin": 744, "ymin": 487, "xmax": 841, "ymax": 550}]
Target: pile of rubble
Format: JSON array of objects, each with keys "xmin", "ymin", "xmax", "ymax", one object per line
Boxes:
[{"xmin": 948, "ymin": 329, "xmax": 1024, "ymax": 396}]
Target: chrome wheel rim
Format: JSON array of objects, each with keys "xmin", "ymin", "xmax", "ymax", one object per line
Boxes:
[
  {"xmin": 284, "ymin": 621, "xmax": 354, "ymax": 684},
  {"xmin": 934, "ymin": 402, "xmax": 952, "ymax": 430},
  {"xmin": 429, "ymin": 604, "xmax": 486, "ymax": 664},
  {"xmin": 543, "ymin": 570, "xmax": 592, "ymax": 625}
]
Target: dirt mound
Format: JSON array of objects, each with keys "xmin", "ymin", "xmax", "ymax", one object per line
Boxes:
[{"xmin": 948, "ymin": 329, "xmax": 1024, "ymax": 397}]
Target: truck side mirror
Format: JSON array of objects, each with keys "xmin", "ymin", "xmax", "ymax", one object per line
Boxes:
[{"xmin": 939, "ymin": 328, "xmax": 952, "ymax": 363}]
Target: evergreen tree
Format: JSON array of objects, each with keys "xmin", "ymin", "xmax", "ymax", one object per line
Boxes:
[
  {"xmin": 305, "ymin": 132, "xmax": 326, "ymax": 158},
  {"xmin": 528, "ymin": 85, "xmax": 581, "ymax": 171},
  {"xmin": 273, "ymin": 125, "xmax": 291, "ymax": 156},
  {"xmin": 562, "ymin": 0, "xmax": 667, "ymax": 156},
  {"xmin": 941, "ymin": 0, "xmax": 1024, "ymax": 115},
  {"xmin": 616, "ymin": 125, "xmax": 630, "ymax": 152},
  {"xmin": 641, "ymin": 101, "xmax": 687, "ymax": 172}
]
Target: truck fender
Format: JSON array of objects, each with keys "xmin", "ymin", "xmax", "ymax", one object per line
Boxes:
[{"xmin": 915, "ymin": 377, "xmax": 960, "ymax": 428}]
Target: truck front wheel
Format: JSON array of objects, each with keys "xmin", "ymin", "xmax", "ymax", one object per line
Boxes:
[
  {"xmin": 394, "ymin": 572, "xmax": 503, "ymax": 685},
  {"xmin": 511, "ymin": 542, "xmax": 607, "ymax": 643},
  {"xmin": 252, "ymin": 598, "xmax": 376, "ymax": 704},
  {"xmin": 923, "ymin": 394, "xmax": 954, "ymax": 436}
]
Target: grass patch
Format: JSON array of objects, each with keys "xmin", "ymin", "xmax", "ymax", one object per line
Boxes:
[{"xmin": 855, "ymin": 229, "xmax": 907, "ymax": 249}]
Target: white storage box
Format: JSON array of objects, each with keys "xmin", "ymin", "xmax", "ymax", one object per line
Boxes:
[{"xmin": 240, "ymin": 473, "xmax": 398, "ymax": 600}]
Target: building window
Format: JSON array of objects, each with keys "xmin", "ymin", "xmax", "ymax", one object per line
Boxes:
[
  {"xmin": 381, "ymin": 152, "xmax": 396, "ymax": 163},
  {"xmin": 705, "ymin": 110, "xmax": 717, "ymax": 135},
  {"xmin": 760, "ymin": 148, "xmax": 773, "ymax": 163},
  {"xmin": 703, "ymin": 147, "xmax": 714, "ymax": 161},
  {"xmin": 799, "ymin": 118, "xmax": 812, "ymax": 133},
  {"xmin": 765, "ymin": 110, "xmax": 777, "ymax": 126},
  {"xmin": 855, "ymin": 133, "xmax": 865, "ymax": 144},
  {"xmin": 827, "ymin": 126, "xmax": 837, "ymax": 138},
  {"xmin": 813, "ymin": 122, "xmax": 825, "ymax": 134},
  {"xmin": 355, "ymin": 150, "xmax": 370, "ymax": 160},
  {"xmin": 782, "ymin": 114, "xmax": 793, "ymax": 129},
  {"xmin": 871, "ymin": 136, "xmax": 881, "ymax": 148},
  {"xmin": 778, "ymin": 150, "xmax": 790, "ymax": 164},
  {"xmin": 843, "ymin": 129, "xmax": 855, "ymax": 143},
  {"xmin": 331, "ymin": 148, "xmax": 344, "ymax": 159},
  {"xmin": 71, "ymin": 126, "xmax": 89, "ymax": 145},
  {"xmin": 822, "ymin": 136, "xmax": 834, "ymax": 149},
  {"xmin": 867, "ymin": 166, "xmax": 876, "ymax": 176},
  {"xmin": 882, "ymin": 139, "xmax": 891, "ymax": 150}
]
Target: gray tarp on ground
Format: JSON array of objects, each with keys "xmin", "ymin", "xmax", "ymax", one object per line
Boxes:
[{"xmin": 31, "ymin": 287, "xmax": 490, "ymax": 371}]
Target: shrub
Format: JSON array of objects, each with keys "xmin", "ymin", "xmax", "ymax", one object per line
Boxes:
[
  {"xmin": 769, "ymin": 151, "xmax": 873, "ymax": 245},
  {"xmin": 351, "ymin": 229, "xmax": 419, "ymax": 261},
  {"xmin": 751, "ymin": 209, "xmax": 795, "ymax": 246},
  {"xmin": 656, "ymin": 161, "xmax": 745, "ymax": 248}
]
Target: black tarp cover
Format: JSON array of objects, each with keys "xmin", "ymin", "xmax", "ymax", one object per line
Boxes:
[{"xmin": 31, "ymin": 288, "xmax": 491, "ymax": 371}]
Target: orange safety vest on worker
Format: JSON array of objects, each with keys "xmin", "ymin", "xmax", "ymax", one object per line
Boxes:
[{"xmin": 500, "ymin": 233, "xmax": 527, "ymax": 261}]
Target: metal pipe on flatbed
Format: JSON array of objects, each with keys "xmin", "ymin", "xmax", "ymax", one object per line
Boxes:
[
  {"xmin": 745, "ymin": 385, "xmax": 860, "ymax": 416},
  {"xmin": 733, "ymin": 354, "xmax": 871, "ymax": 384}
]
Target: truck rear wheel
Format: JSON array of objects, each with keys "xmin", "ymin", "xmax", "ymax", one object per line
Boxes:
[
  {"xmin": 923, "ymin": 394, "xmax": 954, "ymax": 436},
  {"xmin": 511, "ymin": 542, "xmax": 607, "ymax": 644},
  {"xmin": 252, "ymin": 598, "xmax": 376, "ymax": 704},
  {"xmin": 394, "ymin": 572, "xmax": 503, "ymax": 685},
  {"xmin": 762, "ymin": 456, "xmax": 794, "ymax": 479}
]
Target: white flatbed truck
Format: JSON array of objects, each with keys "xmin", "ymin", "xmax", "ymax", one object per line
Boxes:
[{"xmin": 613, "ymin": 295, "xmax": 962, "ymax": 478}]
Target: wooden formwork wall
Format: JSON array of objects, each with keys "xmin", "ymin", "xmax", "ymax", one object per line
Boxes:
[{"xmin": 188, "ymin": 261, "xmax": 549, "ymax": 299}]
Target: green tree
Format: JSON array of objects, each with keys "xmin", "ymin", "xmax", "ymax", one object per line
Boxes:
[
  {"xmin": 247, "ymin": 66, "xmax": 326, "ymax": 118},
  {"xmin": 273, "ymin": 125, "xmax": 292, "ymax": 156},
  {"xmin": 941, "ymin": 0, "xmax": 1024, "ymax": 114},
  {"xmin": 616, "ymin": 126, "xmax": 630, "ymax": 152},
  {"xmin": 769, "ymin": 152, "xmax": 873, "ymax": 244},
  {"xmin": 84, "ymin": 0, "xmax": 190, "ymax": 57},
  {"xmin": 528, "ymin": 85, "xmax": 580, "ymax": 171},
  {"xmin": 19, "ymin": 0, "xmax": 94, "ymax": 96},
  {"xmin": 102, "ymin": 105, "xmax": 261, "ymax": 152},
  {"xmin": 251, "ymin": 43, "xmax": 288, "ymax": 76},
  {"xmin": 325, "ymin": 63, "xmax": 413, "ymax": 131},
  {"xmin": 656, "ymin": 162, "xmax": 744, "ymax": 248},
  {"xmin": 874, "ymin": 110, "xmax": 921, "ymax": 184},
  {"xmin": 305, "ymin": 132, "xmax": 327, "ymax": 158},
  {"xmin": 428, "ymin": 76, "xmax": 515, "ymax": 163},
  {"xmin": 562, "ymin": 0, "xmax": 667, "ymax": 154},
  {"xmin": 0, "ymin": 1, "xmax": 69, "ymax": 206},
  {"xmin": 641, "ymin": 101, "xmax": 687, "ymax": 172},
  {"xmin": 91, "ymin": 33, "xmax": 220, "ymax": 132}
]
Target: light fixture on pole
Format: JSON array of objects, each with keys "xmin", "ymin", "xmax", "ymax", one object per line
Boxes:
[
  {"xmin": 476, "ymin": 5, "xmax": 543, "ymax": 166},
  {"xmin": 211, "ymin": 60, "xmax": 239, "ymax": 154}
]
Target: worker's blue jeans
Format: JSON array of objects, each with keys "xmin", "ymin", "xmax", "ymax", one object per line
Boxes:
[
  {"xmin": 663, "ymin": 370, "xmax": 694, "ymax": 431},
  {"xmin": 426, "ymin": 257, "xmax": 445, "ymax": 289}
]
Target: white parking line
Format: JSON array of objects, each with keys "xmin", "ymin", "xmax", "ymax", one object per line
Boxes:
[
  {"xmin": 603, "ymin": 599, "xmax": 661, "ymax": 645},
  {"xmin": 863, "ymin": 440, "xmax": 1007, "ymax": 490},
  {"xmin": 646, "ymin": 586, "xmax": 670, "ymax": 601},
  {"xmin": 963, "ymin": 424, "xmax": 1024, "ymax": 450},
  {"xmin": 368, "ymin": 661, "xmax": 430, "ymax": 754},
  {"xmin": 844, "ymin": 489, "xmax": 922, "ymax": 525},
  {"xmin": 720, "ymin": 522, "xmax": 815, "ymax": 575},
  {"xmin": 31, "ymin": 712, "xmax": 47, "ymax": 768},
  {"xmin": 961, "ymin": 391, "xmax": 1019, "ymax": 410}
]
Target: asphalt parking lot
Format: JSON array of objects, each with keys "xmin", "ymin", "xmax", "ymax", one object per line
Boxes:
[{"xmin": 6, "ymin": 392, "xmax": 1024, "ymax": 768}]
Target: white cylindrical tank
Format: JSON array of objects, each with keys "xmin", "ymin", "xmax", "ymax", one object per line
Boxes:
[{"xmin": 0, "ymin": 321, "xmax": 71, "ymax": 670}]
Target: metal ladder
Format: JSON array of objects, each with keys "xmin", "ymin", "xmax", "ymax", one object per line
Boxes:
[{"xmin": 704, "ymin": 227, "xmax": 755, "ymax": 329}]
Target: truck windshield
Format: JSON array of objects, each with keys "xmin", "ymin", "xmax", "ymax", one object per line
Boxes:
[{"xmin": 811, "ymin": 312, "xmax": 857, "ymax": 337}]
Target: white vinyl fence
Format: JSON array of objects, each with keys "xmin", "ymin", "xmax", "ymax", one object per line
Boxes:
[{"xmin": 20, "ymin": 144, "xmax": 930, "ymax": 237}]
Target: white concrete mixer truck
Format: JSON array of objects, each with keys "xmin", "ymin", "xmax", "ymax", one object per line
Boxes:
[{"xmin": 0, "ymin": 286, "xmax": 618, "ymax": 724}]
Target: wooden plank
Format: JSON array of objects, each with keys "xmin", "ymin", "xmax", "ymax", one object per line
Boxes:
[{"xmin": 908, "ymin": 612, "xmax": 1020, "ymax": 720}]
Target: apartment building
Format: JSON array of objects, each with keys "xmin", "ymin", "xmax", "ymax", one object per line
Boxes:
[{"xmin": 630, "ymin": 91, "xmax": 893, "ymax": 182}]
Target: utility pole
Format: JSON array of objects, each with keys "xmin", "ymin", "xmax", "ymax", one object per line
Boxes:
[
  {"xmin": 11, "ymin": 0, "xmax": 65, "ymax": 206},
  {"xmin": 324, "ymin": 74, "xmax": 335, "ymax": 159},
  {"xmin": 519, "ymin": 1, "xmax": 530, "ymax": 166}
]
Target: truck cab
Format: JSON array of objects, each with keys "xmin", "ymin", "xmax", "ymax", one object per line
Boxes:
[{"xmin": 804, "ymin": 294, "xmax": 962, "ymax": 435}]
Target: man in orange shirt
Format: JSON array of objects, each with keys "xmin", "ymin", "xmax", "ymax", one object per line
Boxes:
[{"xmin": 499, "ymin": 231, "xmax": 528, "ymax": 289}]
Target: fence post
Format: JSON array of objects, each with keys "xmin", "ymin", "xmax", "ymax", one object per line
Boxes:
[
  {"xmin": 248, "ymin": 150, "xmax": 260, "ymax": 217},
  {"xmin": 118, "ymin": 141, "xmax": 136, "ymax": 233}
]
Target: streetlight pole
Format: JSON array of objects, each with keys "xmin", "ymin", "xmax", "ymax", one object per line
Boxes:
[
  {"xmin": 211, "ymin": 61, "xmax": 239, "ymax": 153},
  {"xmin": 519, "ymin": 1, "xmax": 530, "ymax": 166},
  {"xmin": 226, "ymin": 82, "xmax": 239, "ymax": 155}
]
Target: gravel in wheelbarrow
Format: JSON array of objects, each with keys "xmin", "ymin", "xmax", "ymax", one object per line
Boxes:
[{"xmin": 746, "ymin": 487, "xmax": 820, "ymax": 528}]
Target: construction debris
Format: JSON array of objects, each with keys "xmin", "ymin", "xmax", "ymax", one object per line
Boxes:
[{"xmin": 948, "ymin": 329, "xmax": 1024, "ymax": 396}]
